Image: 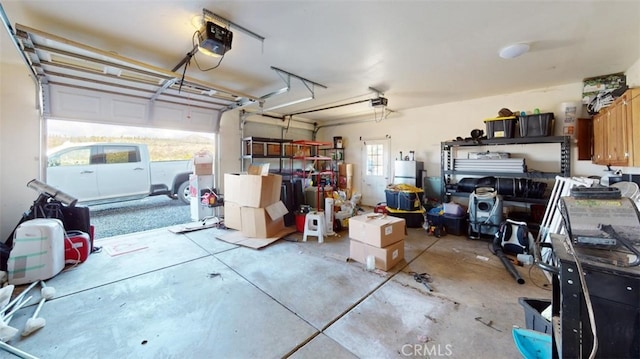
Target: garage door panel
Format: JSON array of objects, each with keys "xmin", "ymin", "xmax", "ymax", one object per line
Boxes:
[
  {"xmin": 15, "ymin": 23, "xmax": 261, "ymax": 134},
  {"xmin": 55, "ymin": 89, "xmax": 102, "ymax": 117},
  {"xmin": 111, "ymin": 98, "xmax": 148, "ymax": 122},
  {"xmin": 153, "ymin": 105, "xmax": 217, "ymax": 133}
]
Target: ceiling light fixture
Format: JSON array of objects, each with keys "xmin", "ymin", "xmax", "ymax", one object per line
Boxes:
[
  {"xmin": 259, "ymin": 66, "xmax": 327, "ymax": 112},
  {"xmin": 263, "ymin": 96, "xmax": 314, "ymax": 112},
  {"xmin": 498, "ymin": 43, "xmax": 530, "ymax": 59}
]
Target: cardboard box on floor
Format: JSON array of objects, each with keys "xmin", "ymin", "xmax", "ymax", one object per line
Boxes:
[
  {"xmin": 348, "ymin": 214, "xmax": 406, "ymax": 247},
  {"xmin": 224, "ymin": 201, "xmax": 242, "ymax": 231},
  {"xmin": 240, "ymin": 201, "xmax": 288, "ymax": 238},
  {"xmin": 224, "ymin": 172, "xmax": 282, "ymax": 208},
  {"xmin": 349, "ymin": 239, "xmax": 405, "ymax": 271}
]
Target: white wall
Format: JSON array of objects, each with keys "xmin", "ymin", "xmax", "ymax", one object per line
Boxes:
[
  {"xmin": 626, "ymin": 57, "xmax": 640, "ymax": 88},
  {"xmin": 0, "ymin": 62, "xmax": 41, "ymax": 241},
  {"xmin": 319, "ymin": 65, "xmax": 640, "ymax": 197}
]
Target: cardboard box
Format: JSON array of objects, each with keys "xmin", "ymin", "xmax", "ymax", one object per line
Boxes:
[
  {"xmin": 348, "ymin": 214, "xmax": 405, "ymax": 247},
  {"xmin": 283, "ymin": 143, "xmax": 295, "ymax": 157},
  {"xmin": 194, "ymin": 151, "xmax": 213, "ymax": 175},
  {"xmin": 349, "ymin": 239, "xmax": 405, "ymax": 271},
  {"xmin": 247, "ymin": 142, "xmax": 264, "ymax": 156},
  {"xmin": 266, "ymin": 143, "xmax": 281, "ymax": 156},
  {"xmin": 194, "ymin": 163, "xmax": 213, "ymax": 175},
  {"xmin": 240, "ymin": 201, "xmax": 288, "ymax": 238},
  {"xmin": 338, "ymin": 163, "xmax": 354, "ymax": 177},
  {"xmin": 247, "ymin": 163, "xmax": 269, "ymax": 175},
  {"xmin": 293, "ymin": 145, "xmax": 312, "ymax": 157},
  {"xmin": 224, "ymin": 173, "xmax": 282, "ymax": 208},
  {"xmin": 224, "ymin": 201, "xmax": 242, "ymax": 230}
]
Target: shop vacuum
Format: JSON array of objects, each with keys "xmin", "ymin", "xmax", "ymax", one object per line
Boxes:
[{"xmin": 468, "ymin": 187, "xmax": 503, "ymax": 239}]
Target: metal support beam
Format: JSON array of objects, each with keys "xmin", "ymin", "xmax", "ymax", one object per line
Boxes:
[
  {"xmin": 260, "ymin": 67, "xmax": 327, "ymax": 112},
  {"xmin": 203, "ymin": 8, "xmax": 265, "ymax": 44},
  {"xmin": 271, "ymin": 66, "xmax": 327, "ymax": 90}
]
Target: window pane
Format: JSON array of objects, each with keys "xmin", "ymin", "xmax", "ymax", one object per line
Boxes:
[
  {"xmin": 58, "ymin": 148, "xmax": 91, "ymax": 166},
  {"xmin": 366, "ymin": 144, "xmax": 383, "ymax": 176},
  {"xmin": 103, "ymin": 146, "xmax": 139, "ymax": 164}
]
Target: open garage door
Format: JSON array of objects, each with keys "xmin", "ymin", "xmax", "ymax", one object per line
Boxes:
[{"xmin": 14, "ymin": 23, "xmax": 261, "ymax": 133}]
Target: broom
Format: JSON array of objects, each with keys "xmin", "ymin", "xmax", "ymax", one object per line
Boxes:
[
  {"xmin": 22, "ymin": 281, "xmax": 55, "ymax": 337},
  {"xmin": 0, "ymin": 285, "xmax": 14, "ymax": 309},
  {"xmin": 0, "ymin": 295, "xmax": 32, "ymax": 342}
]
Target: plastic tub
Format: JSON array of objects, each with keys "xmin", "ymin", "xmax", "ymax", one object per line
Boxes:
[
  {"xmin": 385, "ymin": 189, "xmax": 424, "ymax": 211},
  {"xmin": 386, "ymin": 207, "xmax": 425, "ymax": 228},
  {"xmin": 518, "ymin": 113, "xmax": 554, "ymax": 137},
  {"xmin": 427, "ymin": 213, "xmax": 468, "ymax": 236},
  {"xmin": 518, "ymin": 297, "xmax": 552, "ymax": 334},
  {"xmin": 512, "ymin": 327, "xmax": 551, "ymax": 359},
  {"xmin": 484, "ymin": 116, "xmax": 517, "ymax": 139}
]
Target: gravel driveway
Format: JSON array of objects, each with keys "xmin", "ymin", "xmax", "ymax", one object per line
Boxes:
[{"xmin": 89, "ymin": 195, "xmax": 192, "ymax": 239}]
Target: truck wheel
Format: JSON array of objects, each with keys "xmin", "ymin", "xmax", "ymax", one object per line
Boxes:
[{"xmin": 177, "ymin": 181, "xmax": 191, "ymax": 205}]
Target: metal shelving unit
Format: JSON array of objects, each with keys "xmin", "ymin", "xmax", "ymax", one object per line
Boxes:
[
  {"xmin": 440, "ymin": 136, "xmax": 571, "ymax": 203},
  {"xmin": 241, "ymin": 136, "xmax": 293, "ymax": 174},
  {"xmin": 291, "ymin": 140, "xmax": 334, "ymax": 210}
]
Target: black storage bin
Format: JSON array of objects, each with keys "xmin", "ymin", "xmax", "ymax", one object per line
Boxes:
[
  {"xmin": 443, "ymin": 214, "xmax": 467, "ymax": 236},
  {"xmin": 427, "ymin": 213, "xmax": 468, "ymax": 236},
  {"xmin": 518, "ymin": 113, "xmax": 554, "ymax": 137},
  {"xmin": 280, "ymin": 181, "xmax": 295, "ymax": 226},
  {"xmin": 484, "ymin": 117, "xmax": 517, "ymax": 139},
  {"xmin": 518, "ymin": 297, "xmax": 552, "ymax": 334},
  {"xmin": 386, "ymin": 207, "xmax": 424, "ymax": 228}
]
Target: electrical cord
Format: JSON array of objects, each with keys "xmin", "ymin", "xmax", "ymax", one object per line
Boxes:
[
  {"xmin": 191, "ymin": 30, "xmax": 226, "ymax": 72},
  {"xmin": 56, "ymin": 221, "xmax": 82, "ymax": 270},
  {"xmin": 527, "ymin": 262, "xmax": 551, "ymax": 291}
]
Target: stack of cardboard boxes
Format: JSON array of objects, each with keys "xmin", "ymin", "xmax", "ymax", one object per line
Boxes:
[
  {"xmin": 338, "ymin": 163, "xmax": 353, "ymax": 199},
  {"xmin": 224, "ymin": 172, "xmax": 289, "ymax": 238},
  {"xmin": 348, "ymin": 214, "xmax": 406, "ymax": 271}
]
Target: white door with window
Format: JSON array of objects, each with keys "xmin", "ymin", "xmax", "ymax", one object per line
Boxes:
[{"xmin": 360, "ymin": 139, "xmax": 391, "ymax": 206}]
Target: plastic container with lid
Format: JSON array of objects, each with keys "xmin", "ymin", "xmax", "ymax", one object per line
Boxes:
[{"xmin": 484, "ymin": 116, "xmax": 517, "ymax": 139}]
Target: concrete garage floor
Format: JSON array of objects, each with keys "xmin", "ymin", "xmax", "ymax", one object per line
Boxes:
[{"xmin": 7, "ymin": 218, "xmax": 551, "ymax": 358}]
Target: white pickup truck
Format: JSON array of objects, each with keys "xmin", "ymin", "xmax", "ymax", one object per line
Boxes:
[{"xmin": 46, "ymin": 143, "xmax": 194, "ymax": 205}]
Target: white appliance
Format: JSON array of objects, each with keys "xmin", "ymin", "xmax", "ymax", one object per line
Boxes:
[
  {"xmin": 393, "ymin": 160, "xmax": 424, "ymax": 187},
  {"xmin": 8, "ymin": 218, "xmax": 65, "ymax": 285}
]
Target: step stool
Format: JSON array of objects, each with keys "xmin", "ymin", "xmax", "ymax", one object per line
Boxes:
[{"xmin": 303, "ymin": 212, "xmax": 325, "ymax": 243}]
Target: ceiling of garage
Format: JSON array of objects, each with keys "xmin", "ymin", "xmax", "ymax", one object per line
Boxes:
[{"xmin": 2, "ymin": 1, "xmax": 639, "ymax": 123}]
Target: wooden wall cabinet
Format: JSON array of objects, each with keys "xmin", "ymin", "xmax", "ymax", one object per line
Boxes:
[{"xmin": 592, "ymin": 88, "xmax": 639, "ymax": 166}]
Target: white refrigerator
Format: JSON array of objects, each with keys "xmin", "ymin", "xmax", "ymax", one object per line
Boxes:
[{"xmin": 393, "ymin": 160, "xmax": 424, "ymax": 187}]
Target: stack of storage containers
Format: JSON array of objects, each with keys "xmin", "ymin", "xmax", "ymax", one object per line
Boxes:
[
  {"xmin": 483, "ymin": 113, "xmax": 555, "ymax": 139},
  {"xmin": 224, "ymin": 172, "xmax": 289, "ymax": 238},
  {"xmin": 348, "ymin": 214, "xmax": 406, "ymax": 271},
  {"xmin": 384, "ymin": 184, "xmax": 425, "ymax": 228}
]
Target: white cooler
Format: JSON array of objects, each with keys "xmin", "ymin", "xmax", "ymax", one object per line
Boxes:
[{"xmin": 8, "ymin": 218, "xmax": 66, "ymax": 285}]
